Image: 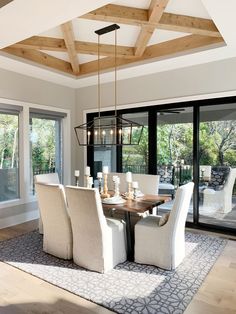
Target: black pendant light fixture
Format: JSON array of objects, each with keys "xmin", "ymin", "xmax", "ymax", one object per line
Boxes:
[{"xmin": 75, "ymin": 24, "xmax": 144, "ymax": 146}]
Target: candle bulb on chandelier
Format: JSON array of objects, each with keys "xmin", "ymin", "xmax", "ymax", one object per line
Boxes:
[
  {"xmin": 94, "ymin": 130, "xmax": 98, "ymax": 144},
  {"xmin": 102, "ymin": 130, "xmax": 106, "ymax": 144},
  {"xmin": 118, "ymin": 129, "xmax": 122, "ymax": 144},
  {"xmin": 87, "ymin": 131, "xmax": 91, "ymax": 145}
]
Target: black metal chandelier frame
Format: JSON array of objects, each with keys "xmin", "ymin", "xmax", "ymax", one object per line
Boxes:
[{"xmin": 74, "ymin": 24, "xmax": 144, "ymax": 147}]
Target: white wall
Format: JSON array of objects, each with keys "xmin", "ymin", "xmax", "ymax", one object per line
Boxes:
[
  {"xmin": 0, "ymin": 68, "xmax": 76, "ymax": 228},
  {"xmin": 75, "ymin": 57, "xmax": 236, "ymax": 174}
]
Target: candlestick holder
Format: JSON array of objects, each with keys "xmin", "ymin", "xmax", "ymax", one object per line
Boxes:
[
  {"xmin": 85, "ymin": 175, "xmax": 90, "ymax": 188},
  {"xmin": 75, "ymin": 175, "xmax": 79, "ymax": 187},
  {"xmin": 87, "ymin": 177, "xmax": 93, "ymax": 189},
  {"xmin": 98, "ymin": 177, "xmax": 102, "ymax": 194},
  {"xmin": 133, "ymin": 187, "xmax": 137, "ymax": 199},
  {"xmin": 114, "ymin": 180, "xmax": 120, "ymax": 197},
  {"xmin": 127, "ymin": 182, "xmax": 133, "ymax": 200},
  {"xmin": 101, "ymin": 173, "xmax": 110, "ymax": 198}
]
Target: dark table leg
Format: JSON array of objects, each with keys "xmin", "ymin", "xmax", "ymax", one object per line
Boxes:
[{"xmin": 125, "ymin": 211, "xmax": 134, "ymax": 261}]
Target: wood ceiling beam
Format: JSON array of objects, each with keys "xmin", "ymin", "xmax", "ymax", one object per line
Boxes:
[
  {"xmin": 11, "ymin": 36, "xmax": 134, "ymax": 58},
  {"xmin": 134, "ymin": 0, "xmax": 169, "ymax": 57},
  {"xmin": 2, "ymin": 47, "xmax": 74, "ymax": 75},
  {"xmin": 79, "ymin": 35, "xmax": 224, "ymax": 76},
  {"xmin": 82, "ymin": 4, "xmax": 221, "ymax": 38},
  {"xmin": 10, "ymin": 36, "xmax": 67, "ymax": 51},
  {"xmin": 75, "ymin": 41, "xmax": 134, "ymax": 58},
  {"xmin": 61, "ymin": 21, "xmax": 80, "ymax": 75}
]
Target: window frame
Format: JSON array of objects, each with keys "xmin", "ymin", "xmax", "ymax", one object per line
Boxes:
[{"xmin": 0, "ymin": 98, "xmax": 70, "ymax": 209}]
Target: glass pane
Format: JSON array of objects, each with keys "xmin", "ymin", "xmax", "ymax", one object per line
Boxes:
[
  {"xmin": 122, "ymin": 112, "xmax": 148, "ymax": 173},
  {"xmin": 30, "ymin": 117, "xmax": 62, "ymax": 194},
  {"xmin": 199, "ymin": 104, "xmax": 236, "ymax": 229},
  {"xmin": 0, "ymin": 113, "xmax": 19, "ymax": 202},
  {"xmin": 156, "ymin": 108, "xmax": 193, "ymax": 222}
]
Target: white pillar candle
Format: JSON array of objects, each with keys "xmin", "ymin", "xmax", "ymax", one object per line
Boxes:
[
  {"xmin": 112, "ymin": 175, "xmax": 118, "ymax": 182},
  {"xmin": 97, "ymin": 172, "xmax": 103, "ymax": 179},
  {"xmin": 85, "ymin": 166, "xmax": 90, "ymax": 176},
  {"xmin": 88, "ymin": 177, "xmax": 93, "ymax": 184},
  {"xmin": 126, "ymin": 171, "xmax": 132, "ymax": 183},
  {"xmin": 74, "ymin": 170, "xmax": 80, "ymax": 177},
  {"xmin": 103, "ymin": 166, "xmax": 109, "ymax": 174},
  {"xmin": 132, "ymin": 181, "xmax": 138, "ymax": 189}
]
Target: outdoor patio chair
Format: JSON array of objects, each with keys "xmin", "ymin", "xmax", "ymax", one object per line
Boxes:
[
  {"xmin": 203, "ymin": 167, "xmax": 236, "ymax": 213},
  {"xmin": 157, "ymin": 165, "xmax": 175, "ymax": 198},
  {"xmin": 134, "ymin": 182, "xmax": 194, "ymax": 270}
]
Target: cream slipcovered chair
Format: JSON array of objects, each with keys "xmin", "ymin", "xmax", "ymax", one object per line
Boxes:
[
  {"xmin": 35, "ymin": 182, "xmax": 72, "ymax": 259},
  {"xmin": 135, "ymin": 182, "xmax": 194, "ymax": 270},
  {"xmin": 65, "ymin": 186, "xmax": 127, "ymax": 273},
  {"xmin": 107, "ymin": 172, "xmax": 160, "ymax": 215},
  {"xmin": 35, "ymin": 173, "xmax": 60, "ymax": 234},
  {"xmin": 107, "ymin": 172, "xmax": 159, "ymax": 194}
]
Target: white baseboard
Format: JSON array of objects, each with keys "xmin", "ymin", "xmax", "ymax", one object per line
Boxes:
[{"xmin": 0, "ymin": 209, "xmax": 39, "ymax": 229}]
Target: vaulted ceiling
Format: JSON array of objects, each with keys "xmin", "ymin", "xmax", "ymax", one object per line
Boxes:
[{"xmin": 0, "ymin": 0, "xmax": 234, "ymax": 88}]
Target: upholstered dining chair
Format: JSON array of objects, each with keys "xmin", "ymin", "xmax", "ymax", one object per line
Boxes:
[
  {"xmin": 107, "ymin": 172, "xmax": 160, "ymax": 195},
  {"xmin": 35, "ymin": 182, "xmax": 72, "ymax": 259},
  {"xmin": 34, "ymin": 172, "xmax": 60, "ymax": 234},
  {"xmin": 65, "ymin": 186, "xmax": 127, "ymax": 273},
  {"xmin": 134, "ymin": 182, "xmax": 194, "ymax": 270}
]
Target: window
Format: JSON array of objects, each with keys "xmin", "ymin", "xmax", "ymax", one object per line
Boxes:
[
  {"xmin": 29, "ymin": 109, "xmax": 66, "ymax": 194},
  {"xmin": 0, "ymin": 104, "xmax": 21, "ymax": 202}
]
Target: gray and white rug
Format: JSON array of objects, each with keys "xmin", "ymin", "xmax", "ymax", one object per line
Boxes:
[{"xmin": 0, "ymin": 231, "xmax": 227, "ymax": 314}]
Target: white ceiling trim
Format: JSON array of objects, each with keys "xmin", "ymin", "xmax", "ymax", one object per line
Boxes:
[
  {"xmin": 0, "ymin": 0, "xmax": 115, "ymax": 49},
  {"xmin": 0, "ymin": 0, "xmax": 236, "ymax": 88}
]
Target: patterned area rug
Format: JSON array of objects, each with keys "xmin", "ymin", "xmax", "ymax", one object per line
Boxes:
[{"xmin": 0, "ymin": 231, "xmax": 227, "ymax": 314}]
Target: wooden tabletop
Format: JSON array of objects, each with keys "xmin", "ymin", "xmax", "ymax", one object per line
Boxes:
[{"xmin": 102, "ymin": 194, "xmax": 170, "ymax": 214}]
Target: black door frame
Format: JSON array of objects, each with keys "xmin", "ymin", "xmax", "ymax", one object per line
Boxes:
[{"xmin": 86, "ymin": 96, "xmax": 236, "ymax": 235}]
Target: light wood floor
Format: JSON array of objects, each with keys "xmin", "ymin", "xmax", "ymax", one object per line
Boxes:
[{"xmin": 0, "ymin": 221, "xmax": 235, "ymax": 314}]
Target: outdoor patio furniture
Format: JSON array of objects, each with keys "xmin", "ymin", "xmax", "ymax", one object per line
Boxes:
[
  {"xmin": 157, "ymin": 165, "xmax": 175, "ymax": 198},
  {"xmin": 203, "ymin": 167, "xmax": 236, "ymax": 213}
]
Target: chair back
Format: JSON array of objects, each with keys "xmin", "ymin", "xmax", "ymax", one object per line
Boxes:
[
  {"xmin": 132, "ymin": 173, "xmax": 159, "ymax": 195},
  {"xmin": 200, "ymin": 165, "xmax": 212, "ymax": 181},
  {"xmin": 167, "ymin": 182, "xmax": 194, "ymax": 237},
  {"xmin": 65, "ymin": 186, "xmax": 109, "ymax": 271},
  {"xmin": 223, "ymin": 167, "xmax": 236, "ymax": 192},
  {"xmin": 35, "ymin": 182, "xmax": 72, "ymax": 259},
  {"xmin": 108, "ymin": 172, "xmax": 159, "ymax": 194},
  {"xmin": 34, "ymin": 172, "xmax": 60, "ymax": 184},
  {"xmin": 35, "ymin": 172, "xmax": 60, "ymax": 234}
]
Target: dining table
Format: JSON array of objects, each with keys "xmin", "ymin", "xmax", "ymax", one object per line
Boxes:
[{"xmin": 102, "ymin": 194, "xmax": 171, "ymax": 261}]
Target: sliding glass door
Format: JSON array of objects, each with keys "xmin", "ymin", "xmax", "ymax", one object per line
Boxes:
[
  {"xmin": 199, "ymin": 104, "xmax": 236, "ymax": 230},
  {"xmin": 156, "ymin": 107, "xmax": 194, "ymax": 222},
  {"xmin": 122, "ymin": 112, "xmax": 148, "ymax": 173},
  {"xmin": 87, "ymin": 98, "xmax": 236, "ymax": 234}
]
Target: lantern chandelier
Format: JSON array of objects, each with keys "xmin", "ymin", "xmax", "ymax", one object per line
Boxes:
[{"xmin": 74, "ymin": 24, "xmax": 144, "ymax": 146}]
